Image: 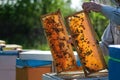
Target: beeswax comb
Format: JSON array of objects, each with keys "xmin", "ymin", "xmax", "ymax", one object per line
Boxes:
[
  {"xmin": 66, "ymin": 11, "xmax": 107, "ymax": 76},
  {"xmin": 41, "ymin": 10, "xmax": 79, "ymax": 73}
]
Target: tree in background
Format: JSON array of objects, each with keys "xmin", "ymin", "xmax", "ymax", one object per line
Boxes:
[
  {"xmin": 0, "ymin": 0, "xmax": 108, "ymax": 50},
  {"xmin": 89, "ymin": 12, "xmax": 108, "ymax": 41},
  {"xmin": 0, "ymin": 0, "xmax": 75, "ymax": 50}
]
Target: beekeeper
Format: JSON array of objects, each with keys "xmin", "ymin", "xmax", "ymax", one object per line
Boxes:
[{"xmin": 82, "ymin": 0, "xmax": 120, "ymax": 56}]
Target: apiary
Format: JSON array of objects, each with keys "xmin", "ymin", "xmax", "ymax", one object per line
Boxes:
[
  {"xmin": 41, "ymin": 10, "xmax": 79, "ymax": 73},
  {"xmin": 66, "ymin": 11, "xmax": 107, "ymax": 76}
]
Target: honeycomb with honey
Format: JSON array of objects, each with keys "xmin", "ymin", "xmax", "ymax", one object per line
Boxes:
[
  {"xmin": 66, "ymin": 11, "xmax": 107, "ymax": 75},
  {"xmin": 41, "ymin": 10, "xmax": 79, "ymax": 73}
]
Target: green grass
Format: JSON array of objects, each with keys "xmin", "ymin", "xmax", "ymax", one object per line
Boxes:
[
  {"xmin": 104, "ymin": 56, "xmax": 109, "ymax": 66},
  {"xmin": 38, "ymin": 44, "xmax": 50, "ymax": 50}
]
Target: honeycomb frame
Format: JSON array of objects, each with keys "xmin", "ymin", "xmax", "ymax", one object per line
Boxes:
[
  {"xmin": 41, "ymin": 10, "xmax": 79, "ymax": 73},
  {"xmin": 66, "ymin": 11, "xmax": 107, "ymax": 76}
]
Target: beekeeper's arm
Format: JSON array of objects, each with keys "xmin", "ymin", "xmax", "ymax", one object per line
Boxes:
[{"xmin": 82, "ymin": 2, "xmax": 120, "ymax": 56}]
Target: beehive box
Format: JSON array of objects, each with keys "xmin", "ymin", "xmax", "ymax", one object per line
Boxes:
[
  {"xmin": 41, "ymin": 10, "xmax": 79, "ymax": 73},
  {"xmin": 66, "ymin": 11, "xmax": 107, "ymax": 76},
  {"xmin": 16, "ymin": 66, "xmax": 52, "ymax": 80}
]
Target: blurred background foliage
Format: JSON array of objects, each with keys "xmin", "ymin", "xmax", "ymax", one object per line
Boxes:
[{"xmin": 0, "ymin": 0, "xmax": 108, "ymax": 50}]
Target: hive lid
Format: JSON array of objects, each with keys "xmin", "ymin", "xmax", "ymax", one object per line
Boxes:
[
  {"xmin": 109, "ymin": 45, "xmax": 120, "ymax": 59},
  {"xmin": 3, "ymin": 44, "xmax": 22, "ymax": 51},
  {"xmin": 0, "ymin": 40, "xmax": 5, "ymax": 46}
]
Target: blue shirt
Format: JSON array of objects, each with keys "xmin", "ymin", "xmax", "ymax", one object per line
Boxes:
[
  {"xmin": 101, "ymin": 5, "xmax": 120, "ymax": 25},
  {"xmin": 99, "ymin": 5, "xmax": 120, "ymax": 56}
]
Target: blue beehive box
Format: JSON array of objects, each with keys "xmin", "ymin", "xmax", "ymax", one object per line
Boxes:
[
  {"xmin": 16, "ymin": 58, "xmax": 81, "ymax": 68},
  {"xmin": 109, "ymin": 45, "xmax": 120, "ymax": 80},
  {"xmin": 16, "ymin": 59, "xmax": 52, "ymax": 68}
]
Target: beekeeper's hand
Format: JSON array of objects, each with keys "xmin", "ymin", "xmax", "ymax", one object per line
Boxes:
[{"xmin": 82, "ymin": 2, "xmax": 102, "ymax": 13}]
